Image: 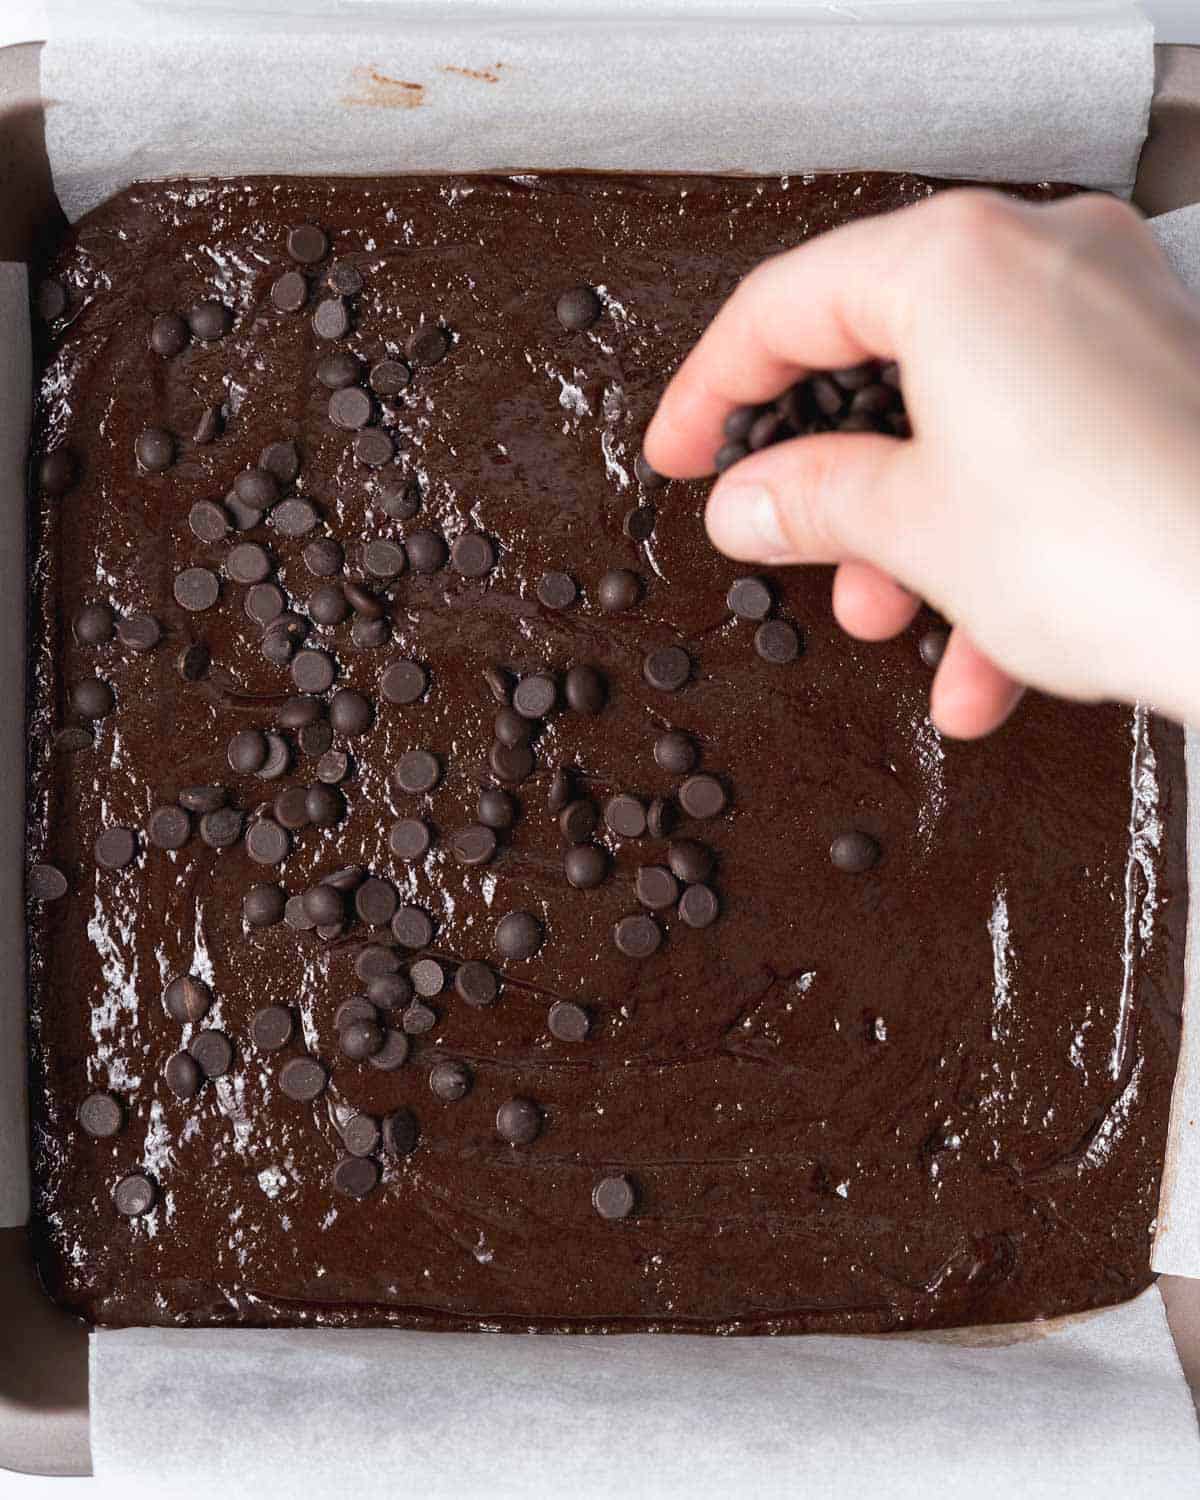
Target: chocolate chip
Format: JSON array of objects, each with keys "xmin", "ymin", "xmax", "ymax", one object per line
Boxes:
[
  {"xmin": 714, "ymin": 441, "xmax": 748, "ymax": 472},
  {"xmin": 356, "ymin": 944, "xmax": 401, "ymax": 981},
  {"xmin": 366, "ymin": 973, "xmax": 411, "ymax": 1009},
  {"xmin": 388, "ymin": 818, "xmax": 432, "ymax": 861},
  {"xmin": 148, "ymin": 805, "xmax": 190, "ymax": 850},
  {"xmin": 251, "ymin": 1005, "xmax": 294, "ymax": 1052},
  {"xmin": 179, "ymin": 785, "xmax": 226, "ymax": 815},
  {"xmin": 496, "ymin": 1097, "xmax": 541, "ymax": 1146},
  {"xmin": 288, "ymin": 223, "xmax": 329, "ymax": 264},
  {"xmin": 343, "ymin": 580, "xmax": 384, "ymax": 620},
  {"xmin": 727, "ymin": 577, "xmax": 773, "ymax": 621},
  {"xmin": 402, "ymin": 1000, "xmax": 438, "ymax": 1035},
  {"xmin": 340, "ymin": 1018, "xmax": 384, "ymax": 1060},
  {"xmin": 274, "ymin": 786, "xmax": 311, "ymax": 830},
  {"xmin": 71, "ymin": 677, "xmax": 114, "ymax": 719},
  {"xmin": 317, "ymin": 750, "xmax": 350, "ymax": 785},
  {"xmin": 246, "ymin": 582, "xmax": 286, "ymax": 626},
  {"xmin": 292, "ymin": 648, "xmax": 336, "ymax": 694},
  {"xmin": 678, "ymin": 775, "xmax": 727, "ymax": 821},
  {"xmin": 149, "ymin": 311, "xmax": 188, "ymax": 357},
  {"xmin": 284, "ymin": 894, "xmax": 315, "ymax": 930},
  {"xmin": 477, "ymin": 787, "xmax": 516, "ymax": 830},
  {"xmin": 593, "ymin": 1174, "xmax": 636, "ymax": 1220},
  {"xmin": 260, "ymin": 442, "xmax": 303, "ymax": 488},
  {"xmin": 636, "ymin": 865, "xmax": 679, "ymax": 911},
  {"xmin": 624, "ymin": 506, "xmax": 655, "ymax": 543},
  {"xmin": 643, "ymin": 646, "xmax": 690, "ymax": 692},
  {"xmin": 316, "ymin": 351, "xmax": 362, "ymax": 390},
  {"xmin": 654, "ymin": 731, "xmax": 696, "ymax": 775},
  {"xmin": 55, "ymin": 726, "xmax": 94, "ymax": 753},
  {"xmin": 174, "ymin": 567, "xmax": 219, "ymax": 612},
  {"xmin": 430, "ymin": 1060, "xmax": 472, "ymax": 1101},
  {"xmin": 341, "ymin": 1113, "xmax": 380, "ymax": 1157},
  {"xmin": 354, "ymin": 430, "xmax": 394, "ymax": 468},
  {"xmin": 193, "ymin": 404, "xmax": 223, "ymax": 445},
  {"xmin": 564, "ymin": 844, "xmax": 607, "ymax": 889},
  {"xmin": 635, "ymin": 452, "xmax": 666, "ymax": 490},
  {"xmin": 605, "ymin": 794, "xmax": 647, "ymax": 839},
  {"xmin": 300, "ymin": 721, "xmax": 334, "ymax": 758},
  {"xmin": 556, "ymin": 286, "xmax": 602, "ymax": 331},
  {"xmin": 451, "ymin": 531, "xmax": 496, "ymax": 578},
  {"xmin": 227, "ymin": 541, "xmax": 272, "ymax": 585},
  {"xmin": 919, "ymin": 629, "xmax": 949, "ymax": 668},
  {"xmin": 244, "ymin": 882, "xmax": 286, "ymax": 927},
  {"xmin": 73, "ymin": 602, "xmax": 115, "ymax": 645},
  {"xmin": 355, "ymin": 877, "xmax": 398, "ymax": 928},
  {"xmin": 177, "ymin": 642, "xmax": 211, "ymax": 681},
  {"xmin": 452, "ymin": 825, "xmax": 497, "ymax": 866},
  {"xmin": 547, "ymin": 767, "xmax": 572, "ymax": 815},
  {"xmin": 307, "ymin": 583, "xmax": 349, "ymax": 627},
  {"xmin": 494, "ymin": 707, "xmax": 532, "ymax": 748},
  {"xmin": 830, "ymin": 831, "xmax": 880, "ymax": 874},
  {"xmin": 380, "ymin": 659, "xmax": 428, "ymax": 705},
  {"xmin": 257, "ymin": 732, "xmax": 291, "ymax": 780},
  {"xmin": 271, "ymin": 271, "xmax": 308, "ymax": 313},
  {"xmin": 363, "ymin": 539, "xmax": 406, "ymax": 580},
  {"xmin": 228, "ymin": 729, "xmax": 268, "ymax": 774},
  {"xmin": 810, "ymin": 374, "xmax": 846, "ymax": 417},
  {"xmin": 405, "ymin": 529, "xmax": 448, "ymax": 574},
  {"xmin": 383, "ymin": 1108, "xmax": 419, "ymax": 1154},
  {"xmin": 40, "ymin": 449, "xmax": 81, "ymax": 501},
  {"xmin": 329, "ymin": 688, "xmax": 372, "ymax": 738},
  {"xmin": 313, "ymin": 296, "xmax": 350, "ymax": 341},
  {"xmin": 537, "ymin": 571, "xmax": 576, "ymax": 609},
  {"xmin": 548, "ymin": 1000, "xmax": 590, "ymax": 1042},
  {"xmin": 754, "ymin": 620, "xmax": 800, "ymax": 664},
  {"xmin": 95, "ymin": 827, "xmax": 137, "ymax": 870},
  {"xmin": 336, "ymin": 999, "xmax": 380, "ymax": 1034},
  {"xmin": 480, "ymin": 666, "xmax": 511, "ymax": 708},
  {"xmin": 614, "ymin": 913, "xmax": 662, "ymax": 958},
  {"xmin": 367, "ymin": 1029, "xmax": 411, "ymax": 1071},
  {"xmin": 278, "ymin": 696, "xmax": 323, "ymax": 731},
  {"xmin": 329, "ymin": 385, "xmax": 372, "ymax": 431},
  {"xmin": 164, "ymin": 1051, "xmax": 202, "ymax": 1100},
  {"xmin": 513, "ymin": 672, "xmax": 557, "ymax": 720},
  {"xmin": 188, "ymin": 1029, "xmax": 233, "ymax": 1079},
  {"xmin": 29, "ymin": 863, "xmax": 68, "ymax": 901},
  {"xmin": 455, "ymin": 961, "xmax": 499, "ymax": 1008},
  {"xmin": 406, "ymin": 323, "xmax": 450, "ymax": 365},
  {"xmin": 370, "ymin": 358, "xmax": 411, "ymax": 396},
  {"xmin": 272, "ymin": 499, "xmax": 319, "ymax": 538},
  {"xmin": 392, "ymin": 749, "xmax": 440, "ymax": 794},
  {"xmin": 226, "ymin": 495, "xmax": 263, "ymax": 532},
  {"xmin": 200, "ymin": 808, "xmax": 243, "ymax": 849},
  {"xmin": 495, "ymin": 910, "xmax": 542, "ymax": 961},
  {"xmin": 489, "ymin": 741, "xmax": 534, "ymax": 784},
  {"xmin": 564, "ymin": 664, "xmax": 606, "ymax": 715},
  {"xmin": 78, "ymin": 1091, "xmax": 123, "ymax": 1137},
  {"xmin": 135, "ymin": 426, "xmax": 175, "ymax": 473},
  {"xmin": 163, "ymin": 974, "xmax": 212, "ymax": 1023},
  {"xmin": 246, "ymin": 818, "xmax": 290, "ymax": 865},
  {"xmin": 558, "ymin": 799, "xmax": 597, "ymax": 843},
  {"xmin": 646, "ymin": 797, "xmax": 675, "ymax": 839},
  {"xmin": 377, "ymin": 480, "xmax": 421, "ymax": 523},
  {"xmin": 392, "ymin": 906, "xmax": 434, "ymax": 949},
  {"xmin": 305, "ymin": 783, "xmax": 344, "ymax": 826},
  {"xmin": 280, "ymin": 1056, "xmax": 328, "ymax": 1101},
  {"xmin": 678, "ymin": 883, "xmax": 720, "ymax": 929},
  {"xmin": 117, "ymin": 611, "xmax": 162, "ymax": 653},
  {"xmin": 668, "ymin": 840, "xmax": 714, "ymax": 885},
  {"xmin": 351, "ymin": 615, "xmax": 390, "ymax": 648},
  {"xmin": 411, "ymin": 958, "xmax": 446, "ymax": 998},
  {"xmin": 114, "ymin": 1174, "xmax": 157, "ymax": 1218},
  {"xmin": 333, "ymin": 1155, "xmax": 379, "ymax": 1199},
  {"xmin": 187, "ymin": 300, "xmax": 232, "ymax": 341},
  {"xmin": 747, "ymin": 411, "xmax": 783, "ymax": 450},
  {"xmin": 37, "ymin": 278, "xmax": 68, "ymax": 321}
]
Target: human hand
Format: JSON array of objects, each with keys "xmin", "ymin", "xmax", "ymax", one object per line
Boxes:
[{"xmin": 643, "ymin": 189, "xmax": 1200, "ymax": 736}]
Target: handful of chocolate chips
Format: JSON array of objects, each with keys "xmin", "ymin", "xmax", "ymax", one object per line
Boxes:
[{"xmin": 714, "ymin": 360, "xmax": 908, "ymax": 473}]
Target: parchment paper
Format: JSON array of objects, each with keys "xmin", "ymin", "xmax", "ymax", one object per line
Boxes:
[{"xmin": 3, "ymin": 0, "xmax": 1199, "ymax": 1491}]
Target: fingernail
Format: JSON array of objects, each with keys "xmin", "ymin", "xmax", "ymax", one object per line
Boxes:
[{"xmin": 706, "ymin": 482, "xmax": 791, "ymax": 562}]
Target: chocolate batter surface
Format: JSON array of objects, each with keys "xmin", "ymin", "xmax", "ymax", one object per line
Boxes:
[{"xmin": 26, "ymin": 173, "xmax": 1185, "ymax": 1332}]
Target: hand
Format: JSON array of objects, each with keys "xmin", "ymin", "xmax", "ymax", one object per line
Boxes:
[{"xmin": 644, "ymin": 189, "xmax": 1200, "ymax": 736}]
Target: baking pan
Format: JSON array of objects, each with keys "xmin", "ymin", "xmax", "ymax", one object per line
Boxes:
[{"xmin": 3, "ymin": 33, "xmax": 1200, "ymax": 1483}]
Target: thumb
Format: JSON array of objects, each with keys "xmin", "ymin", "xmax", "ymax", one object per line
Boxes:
[{"xmin": 704, "ymin": 432, "xmax": 918, "ymax": 574}]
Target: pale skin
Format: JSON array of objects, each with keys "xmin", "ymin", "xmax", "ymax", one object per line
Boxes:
[{"xmin": 643, "ymin": 189, "xmax": 1200, "ymax": 738}]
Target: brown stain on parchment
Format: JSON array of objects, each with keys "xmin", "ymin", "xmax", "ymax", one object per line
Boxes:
[
  {"xmin": 341, "ymin": 67, "xmax": 426, "ymax": 109},
  {"xmin": 441, "ymin": 63, "xmax": 505, "ymax": 84}
]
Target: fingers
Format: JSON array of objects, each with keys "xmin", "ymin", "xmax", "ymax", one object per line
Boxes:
[
  {"xmin": 930, "ymin": 629, "xmax": 1025, "ymax": 739},
  {"xmin": 644, "ymin": 187, "xmax": 1016, "ymax": 480},
  {"xmin": 832, "ymin": 561, "xmax": 921, "ymax": 641}
]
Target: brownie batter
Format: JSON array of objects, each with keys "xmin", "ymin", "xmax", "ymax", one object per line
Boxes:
[{"xmin": 25, "ymin": 173, "xmax": 1185, "ymax": 1333}]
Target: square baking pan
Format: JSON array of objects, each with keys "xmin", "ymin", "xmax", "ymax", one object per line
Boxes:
[{"xmin": 3, "ymin": 32, "xmax": 1200, "ymax": 1483}]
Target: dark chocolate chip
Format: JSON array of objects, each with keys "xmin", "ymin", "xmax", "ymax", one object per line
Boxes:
[
  {"xmin": 29, "ymin": 863, "xmax": 68, "ymax": 901},
  {"xmin": 280, "ymin": 1056, "xmax": 328, "ymax": 1101},
  {"xmin": 455, "ymin": 961, "xmax": 499, "ymax": 1008},
  {"xmin": 95, "ymin": 827, "xmax": 137, "ymax": 870},
  {"xmin": 305, "ymin": 783, "xmax": 345, "ymax": 827},
  {"xmin": 244, "ymin": 882, "xmax": 286, "ymax": 928},
  {"xmin": 291, "ymin": 648, "xmax": 336, "ymax": 694},
  {"xmin": 304, "ymin": 539, "xmax": 345, "ymax": 580},
  {"xmin": 411, "ymin": 957, "xmax": 446, "ymax": 998},
  {"xmin": 71, "ymin": 677, "xmax": 114, "ymax": 719},
  {"xmin": 227, "ymin": 541, "xmax": 272, "ymax": 585},
  {"xmin": 452, "ymin": 824, "xmax": 497, "ymax": 866},
  {"xmin": 147, "ymin": 805, "xmax": 190, "ymax": 851},
  {"xmin": 564, "ymin": 664, "xmax": 606, "ymax": 715},
  {"xmin": 636, "ymin": 865, "xmax": 679, "ymax": 911},
  {"xmin": 383, "ymin": 1108, "xmax": 419, "ymax": 1154},
  {"xmin": 405, "ymin": 529, "xmax": 448, "ymax": 574},
  {"xmin": 654, "ymin": 731, "xmax": 696, "ymax": 775},
  {"xmin": 252, "ymin": 1005, "xmax": 294, "ymax": 1052},
  {"xmin": 300, "ymin": 721, "xmax": 334, "ymax": 758},
  {"xmin": 188, "ymin": 1029, "xmax": 233, "ymax": 1079},
  {"xmin": 392, "ymin": 906, "xmax": 434, "ymax": 949},
  {"xmin": 114, "ymin": 1174, "xmax": 157, "ymax": 1218},
  {"xmin": 341, "ymin": 1113, "xmax": 380, "ymax": 1157},
  {"xmin": 343, "ymin": 580, "xmax": 384, "ymax": 619},
  {"xmin": 308, "ymin": 583, "xmax": 350, "ymax": 627},
  {"xmin": 537, "ymin": 571, "xmax": 576, "ymax": 609},
  {"xmin": 724, "ymin": 405, "xmax": 758, "ymax": 441},
  {"xmin": 643, "ymin": 646, "xmax": 690, "ymax": 692},
  {"xmin": 406, "ymin": 323, "xmax": 450, "ymax": 365},
  {"xmin": 556, "ymin": 285, "xmax": 602, "ymax": 331},
  {"xmin": 831, "ymin": 362, "xmax": 876, "ymax": 391},
  {"xmin": 496, "ymin": 1097, "xmax": 541, "ymax": 1146},
  {"xmin": 187, "ymin": 300, "xmax": 232, "ymax": 341},
  {"xmin": 199, "ymin": 808, "xmax": 243, "ymax": 849},
  {"xmin": 271, "ymin": 270, "xmax": 308, "ymax": 313},
  {"xmin": 193, "ymin": 405, "xmax": 222, "ymax": 445},
  {"xmin": 333, "ymin": 1155, "xmax": 380, "ymax": 1198},
  {"xmin": 354, "ymin": 430, "xmax": 394, "ymax": 468},
  {"xmin": 548, "ymin": 1000, "xmax": 590, "ymax": 1042},
  {"xmin": 287, "ymin": 223, "xmax": 329, "ymax": 264},
  {"xmin": 593, "ymin": 1172, "xmax": 637, "ymax": 1221},
  {"xmin": 450, "ymin": 531, "xmax": 496, "ymax": 578},
  {"xmin": 810, "ymin": 374, "xmax": 846, "ymax": 417},
  {"xmin": 260, "ymin": 439, "xmax": 302, "ymax": 484},
  {"xmin": 73, "ymin": 602, "xmax": 116, "ymax": 645},
  {"xmin": 392, "ymin": 749, "xmax": 441, "ymax": 795},
  {"xmin": 646, "ymin": 797, "xmax": 676, "ymax": 839},
  {"xmin": 634, "ymin": 452, "xmax": 666, "ymax": 490},
  {"xmin": 177, "ymin": 642, "xmax": 211, "ymax": 681},
  {"xmin": 489, "ymin": 741, "xmax": 534, "ymax": 784},
  {"xmin": 429, "ymin": 1060, "xmax": 472, "ymax": 1101},
  {"xmin": 174, "ymin": 567, "xmax": 219, "ymax": 612},
  {"xmin": 245, "ymin": 818, "xmax": 290, "ymax": 866},
  {"xmin": 624, "ymin": 506, "xmax": 655, "ymax": 542},
  {"xmin": 179, "ymin": 785, "xmax": 227, "ymax": 814},
  {"xmin": 370, "ymin": 358, "xmax": 411, "ymax": 396},
  {"xmin": 830, "ymin": 831, "xmax": 881, "ymax": 874},
  {"xmin": 135, "ymin": 427, "xmax": 175, "ymax": 473},
  {"xmin": 38, "ymin": 448, "xmax": 77, "ymax": 495},
  {"xmin": 228, "ymin": 729, "xmax": 269, "ymax": 774},
  {"xmin": 477, "ymin": 787, "xmax": 516, "ymax": 830},
  {"xmin": 316, "ymin": 351, "xmax": 362, "ymax": 390},
  {"xmin": 340, "ymin": 1018, "xmax": 384, "ymax": 1060},
  {"xmin": 558, "ymin": 799, "xmax": 597, "ymax": 843},
  {"xmin": 614, "ymin": 913, "xmax": 662, "ymax": 958},
  {"xmin": 668, "ymin": 839, "xmax": 714, "ymax": 884},
  {"xmin": 271, "ymin": 498, "xmax": 319, "ymax": 537},
  {"xmin": 246, "ymin": 582, "xmax": 286, "ymax": 626},
  {"xmin": 367, "ymin": 1028, "xmax": 411, "ymax": 1071},
  {"xmin": 278, "ymin": 696, "xmax": 323, "ymax": 731},
  {"xmin": 483, "ymin": 664, "xmax": 512, "ymax": 705},
  {"xmin": 317, "ymin": 750, "xmax": 350, "ymax": 784},
  {"xmin": 164, "ymin": 1051, "xmax": 202, "ymax": 1100},
  {"xmin": 495, "ymin": 910, "xmax": 542, "ymax": 961},
  {"xmin": 678, "ymin": 775, "xmax": 728, "ymax": 821},
  {"xmin": 78, "ymin": 1091, "xmax": 123, "ymax": 1137},
  {"xmin": 313, "ymin": 296, "xmax": 350, "ymax": 341},
  {"xmin": 356, "ymin": 877, "xmax": 398, "ymax": 928},
  {"xmin": 378, "ymin": 478, "xmax": 421, "ymax": 520},
  {"xmin": 55, "ymin": 726, "xmax": 94, "ymax": 753},
  {"xmin": 605, "ymin": 794, "xmax": 647, "ymax": 839},
  {"xmin": 163, "ymin": 974, "xmax": 211, "ymax": 1023},
  {"xmin": 513, "ymin": 672, "xmax": 557, "ymax": 720},
  {"xmin": 274, "ymin": 785, "xmax": 311, "ymax": 830},
  {"xmin": 380, "ymin": 659, "xmax": 428, "ymax": 705},
  {"xmin": 747, "ymin": 411, "xmax": 782, "ymax": 450},
  {"xmin": 402, "ymin": 1000, "xmax": 438, "ymax": 1035},
  {"xmin": 356, "ymin": 944, "xmax": 401, "ymax": 981},
  {"xmin": 366, "ymin": 973, "xmax": 411, "ymax": 1009},
  {"xmin": 389, "ymin": 817, "xmax": 433, "ymax": 860},
  {"xmin": 37, "ymin": 278, "xmax": 68, "ymax": 321},
  {"xmin": 714, "ymin": 441, "xmax": 748, "ymax": 472},
  {"xmin": 564, "ymin": 844, "xmax": 607, "ymax": 889},
  {"xmin": 363, "ymin": 539, "xmax": 406, "ymax": 580},
  {"xmin": 678, "ymin": 883, "xmax": 720, "ymax": 929},
  {"xmin": 336, "ymin": 998, "xmax": 380, "ymax": 1031},
  {"xmin": 227, "ymin": 495, "xmax": 263, "ymax": 532},
  {"xmin": 285, "ymin": 894, "xmax": 315, "ymax": 931},
  {"xmin": 149, "ymin": 311, "xmax": 188, "ymax": 357},
  {"xmin": 547, "ymin": 767, "xmax": 572, "ymax": 815},
  {"xmin": 329, "ymin": 385, "xmax": 372, "ymax": 431},
  {"xmin": 727, "ymin": 577, "xmax": 773, "ymax": 621},
  {"xmin": 754, "ymin": 620, "xmax": 801, "ymax": 664},
  {"xmin": 234, "ymin": 467, "xmax": 281, "ymax": 513},
  {"xmin": 494, "ymin": 706, "xmax": 532, "ymax": 748},
  {"xmin": 257, "ymin": 733, "xmax": 291, "ymax": 781},
  {"xmin": 329, "ymin": 688, "xmax": 372, "ymax": 737},
  {"xmin": 919, "ymin": 628, "xmax": 949, "ymax": 669}
]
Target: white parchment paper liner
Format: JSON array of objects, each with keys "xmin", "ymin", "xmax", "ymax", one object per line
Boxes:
[{"xmin": 2, "ymin": 0, "xmax": 1198, "ymax": 1489}]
